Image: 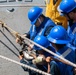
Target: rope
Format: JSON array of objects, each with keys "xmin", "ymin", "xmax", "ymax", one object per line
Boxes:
[
  {"xmin": 0, "ymin": 21, "xmax": 76, "ymax": 67},
  {"xmin": 22, "ymin": 36, "xmax": 76, "ymax": 67},
  {"xmin": 0, "ymin": 55, "xmax": 51, "ymax": 75},
  {"xmin": 0, "ymin": 40, "xmax": 19, "ymax": 57},
  {"xmin": 0, "ymin": 30, "xmax": 19, "ymax": 52}
]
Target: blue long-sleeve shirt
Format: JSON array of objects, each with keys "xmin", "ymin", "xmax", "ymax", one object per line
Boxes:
[
  {"xmin": 27, "ymin": 17, "xmax": 56, "ymax": 40},
  {"xmin": 54, "ymin": 46, "xmax": 75, "ymax": 75},
  {"xmin": 67, "ymin": 23, "xmax": 76, "ymax": 50}
]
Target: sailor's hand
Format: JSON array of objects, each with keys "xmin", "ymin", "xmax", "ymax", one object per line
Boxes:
[
  {"xmin": 16, "ymin": 38, "xmax": 20, "ymax": 43},
  {"xmin": 73, "ymin": 67, "xmax": 76, "ymax": 75},
  {"xmin": 46, "ymin": 56, "xmax": 53, "ymax": 63},
  {"xmin": 18, "ymin": 55, "xmax": 23, "ymax": 60},
  {"xmin": 32, "ymin": 55, "xmax": 46, "ymax": 65},
  {"xmin": 27, "ymin": 44, "xmax": 34, "ymax": 51},
  {"xmin": 16, "ymin": 37, "xmax": 24, "ymax": 45},
  {"xmin": 47, "ymin": 62, "xmax": 50, "ymax": 73},
  {"xmin": 16, "ymin": 34, "xmax": 26, "ymax": 44},
  {"xmin": 18, "ymin": 51, "xmax": 24, "ymax": 60}
]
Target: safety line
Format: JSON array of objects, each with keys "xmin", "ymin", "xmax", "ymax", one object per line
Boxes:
[
  {"xmin": 0, "ymin": 30, "xmax": 19, "ymax": 52},
  {"xmin": 0, "ymin": 40, "xmax": 19, "ymax": 57},
  {"xmin": 0, "ymin": 21, "xmax": 76, "ymax": 68},
  {"xmin": 0, "ymin": 54, "xmax": 51, "ymax": 75},
  {"xmin": 22, "ymin": 35, "xmax": 76, "ymax": 67}
]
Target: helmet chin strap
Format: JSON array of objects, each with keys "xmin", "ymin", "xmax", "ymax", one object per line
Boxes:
[{"xmin": 38, "ymin": 18, "xmax": 42, "ymax": 24}]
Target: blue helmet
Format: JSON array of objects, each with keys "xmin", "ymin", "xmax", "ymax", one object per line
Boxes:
[
  {"xmin": 47, "ymin": 25, "xmax": 70, "ymax": 44},
  {"xmin": 34, "ymin": 35, "xmax": 50, "ymax": 50},
  {"xmin": 28, "ymin": 6, "xmax": 43, "ymax": 25},
  {"xmin": 58, "ymin": 0, "xmax": 76, "ymax": 14}
]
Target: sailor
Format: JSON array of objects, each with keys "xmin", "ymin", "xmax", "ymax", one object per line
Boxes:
[
  {"xmin": 16, "ymin": 6, "xmax": 56, "ymax": 50},
  {"xmin": 47, "ymin": 25, "xmax": 75, "ymax": 75},
  {"xmin": 45, "ymin": 0, "xmax": 68, "ymax": 29},
  {"xmin": 58, "ymin": 0, "xmax": 76, "ymax": 74},
  {"xmin": 58, "ymin": 0, "xmax": 76, "ymax": 50},
  {"xmin": 16, "ymin": 6, "xmax": 56, "ymax": 75},
  {"xmin": 33, "ymin": 35, "xmax": 60, "ymax": 75}
]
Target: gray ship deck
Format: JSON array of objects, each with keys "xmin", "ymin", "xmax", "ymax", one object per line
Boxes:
[{"xmin": 0, "ymin": 1, "xmax": 46, "ymax": 75}]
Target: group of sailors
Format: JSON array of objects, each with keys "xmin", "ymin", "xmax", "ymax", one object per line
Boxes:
[{"xmin": 16, "ymin": 0, "xmax": 76, "ymax": 75}]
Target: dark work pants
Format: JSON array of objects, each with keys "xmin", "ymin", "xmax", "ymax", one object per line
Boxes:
[
  {"xmin": 50, "ymin": 61, "xmax": 61, "ymax": 75},
  {"xmin": 36, "ymin": 61, "xmax": 60, "ymax": 75},
  {"xmin": 20, "ymin": 59, "xmax": 40, "ymax": 75},
  {"xmin": 20, "ymin": 59, "xmax": 60, "ymax": 75}
]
